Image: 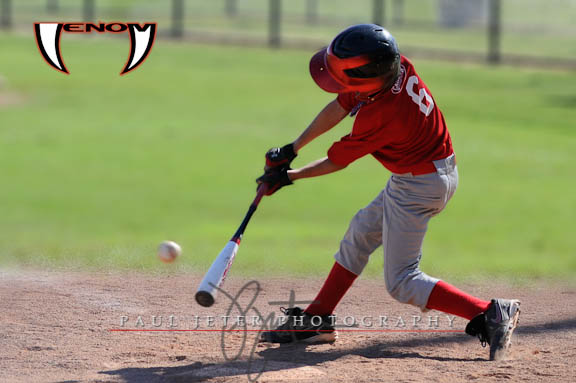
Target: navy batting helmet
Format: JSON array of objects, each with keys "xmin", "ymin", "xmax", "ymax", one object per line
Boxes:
[{"xmin": 310, "ymin": 24, "xmax": 401, "ymax": 94}]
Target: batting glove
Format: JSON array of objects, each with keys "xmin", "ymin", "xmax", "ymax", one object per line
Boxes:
[
  {"xmin": 265, "ymin": 143, "xmax": 297, "ymax": 170},
  {"xmin": 256, "ymin": 166, "xmax": 293, "ymax": 196}
]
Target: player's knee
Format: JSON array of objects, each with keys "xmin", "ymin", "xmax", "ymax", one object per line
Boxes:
[
  {"xmin": 385, "ymin": 272, "xmax": 417, "ymax": 303},
  {"xmin": 386, "ymin": 280, "xmax": 406, "ymax": 303}
]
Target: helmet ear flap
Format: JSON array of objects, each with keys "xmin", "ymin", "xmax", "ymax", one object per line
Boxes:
[
  {"xmin": 376, "ymin": 53, "xmax": 400, "ymax": 73},
  {"xmin": 387, "ymin": 55, "xmax": 401, "ymax": 78},
  {"xmin": 374, "ymin": 60, "xmax": 389, "ymax": 78},
  {"xmin": 382, "ymin": 56, "xmax": 401, "ymax": 90}
]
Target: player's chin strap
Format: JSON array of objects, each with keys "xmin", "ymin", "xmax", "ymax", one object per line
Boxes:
[
  {"xmin": 349, "ymin": 89, "xmax": 387, "ymax": 117},
  {"xmin": 349, "ymin": 101, "xmax": 365, "ymax": 117}
]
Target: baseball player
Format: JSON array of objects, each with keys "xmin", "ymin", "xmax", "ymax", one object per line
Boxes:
[{"xmin": 257, "ymin": 24, "xmax": 521, "ymax": 361}]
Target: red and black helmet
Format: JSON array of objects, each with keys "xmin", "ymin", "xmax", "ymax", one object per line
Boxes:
[{"xmin": 310, "ymin": 24, "xmax": 401, "ymax": 94}]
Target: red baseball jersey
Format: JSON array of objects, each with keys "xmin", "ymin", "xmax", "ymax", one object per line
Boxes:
[{"xmin": 328, "ymin": 56, "xmax": 453, "ymax": 175}]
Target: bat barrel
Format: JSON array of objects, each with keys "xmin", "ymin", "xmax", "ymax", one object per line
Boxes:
[
  {"xmin": 195, "ymin": 185, "xmax": 267, "ymax": 307},
  {"xmin": 195, "ymin": 240, "xmax": 239, "ymax": 307},
  {"xmin": 195, "ymin": 290, "xmax": 215, "ymax": 307}
]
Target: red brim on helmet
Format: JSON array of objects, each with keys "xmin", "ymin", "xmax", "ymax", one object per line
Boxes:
[
  {"xmin": 309, "ymin": 48, "xmax": 346, "ymax": 93},
  {"xmin": 310, "ymin": 48, "xmax": 394, "ymax": 94}
]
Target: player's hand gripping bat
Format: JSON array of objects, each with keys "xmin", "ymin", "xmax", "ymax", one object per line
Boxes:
[{"xmin": 195, "ymin": 184, "xmax": 268, "ymax": 307}]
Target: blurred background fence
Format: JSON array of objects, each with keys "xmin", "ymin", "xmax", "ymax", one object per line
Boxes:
[{"xmin": 1, "ymin": 0, "xmax": 576, "ymax": 69}]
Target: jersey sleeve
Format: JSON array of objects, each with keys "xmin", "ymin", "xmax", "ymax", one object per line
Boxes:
[
  {"xmin": 336, "ymin": 92, "xmax": 357, "ymax": 112},
  {"xmin": 327, "ymin": 131, "xmax": 387, "ymax": 167}
]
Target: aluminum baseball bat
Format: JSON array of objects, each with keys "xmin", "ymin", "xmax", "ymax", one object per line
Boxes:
[{"xmin": 195, "ymin": 184, "xmax": 268, "ymax": 307}]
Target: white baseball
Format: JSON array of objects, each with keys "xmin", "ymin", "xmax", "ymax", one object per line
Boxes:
[{"xmin": 158, "ymin": 241, "xmax": 181, "ymax": 263}]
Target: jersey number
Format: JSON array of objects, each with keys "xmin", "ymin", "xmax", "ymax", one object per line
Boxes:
[{"xmin": 406, "ymin": 75, "xmax": 434, "ymax": 116}]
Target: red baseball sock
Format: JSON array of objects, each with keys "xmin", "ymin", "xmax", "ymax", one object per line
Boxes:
[
  {"xmin": 426, "ymin": 280, "xmax": 491, "ymax": 320},
  {"xmin": 305, "ymin": 262, "xmax": 358, "ymax": 316}
]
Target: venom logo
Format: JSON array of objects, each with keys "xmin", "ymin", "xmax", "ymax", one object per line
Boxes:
[{"xmin": 34, "ymin": 22, "xmax": 157, "ymax": 75}]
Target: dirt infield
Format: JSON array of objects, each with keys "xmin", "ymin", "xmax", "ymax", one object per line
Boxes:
[{"xmin": 1, "ymin": 269, "xmax": 575, "ymax": 383}]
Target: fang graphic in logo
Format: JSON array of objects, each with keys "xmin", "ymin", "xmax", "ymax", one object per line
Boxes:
[{"xmin": 34, "ymin": 22, "xmax": 157, "ymax": 75}]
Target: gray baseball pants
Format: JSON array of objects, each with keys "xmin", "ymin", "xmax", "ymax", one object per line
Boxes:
[{"xmin": 334, "ymin": 155, "xmax": 458, "ymax": 310}]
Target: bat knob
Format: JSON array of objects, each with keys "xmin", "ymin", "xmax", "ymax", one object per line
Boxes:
[{"xmin": 195, "ymin": 291, "xmax": 215, "ymax": 307}]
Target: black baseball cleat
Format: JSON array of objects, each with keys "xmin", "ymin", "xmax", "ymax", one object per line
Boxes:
[
  {"xmin": 259, "ymin": 307, "xmax": 338, "ymax": 344},
  {"xmin": 466, "ymin": 299, "xmax": 521, "ymax": 361}
]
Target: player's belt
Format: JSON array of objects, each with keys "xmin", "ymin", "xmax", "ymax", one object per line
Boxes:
[
  {"xmin": 398, "ymin": 154, "xmax": 457, "ymax": 176},
  {"xmin": 432, "ymin": 154, "xmax": 457, "ymax": 175}
]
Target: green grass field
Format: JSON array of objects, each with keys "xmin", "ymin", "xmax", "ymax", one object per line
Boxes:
[{"xmin": 0, "ymin": 33, "xmax": 575, "ymax": 281}]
